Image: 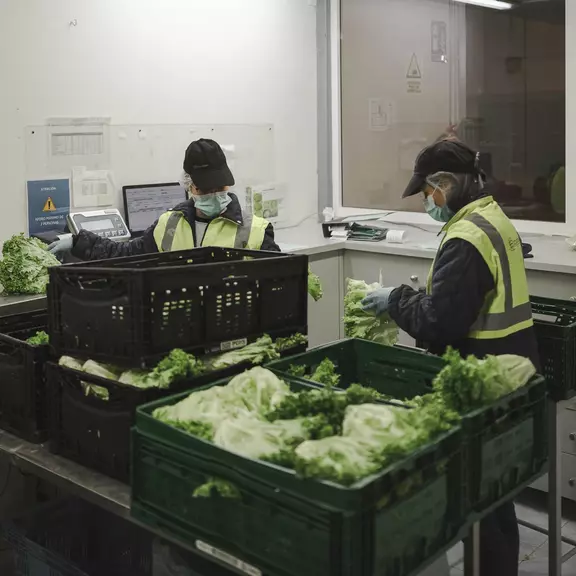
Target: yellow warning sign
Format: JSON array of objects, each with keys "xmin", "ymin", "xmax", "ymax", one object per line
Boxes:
[
  {"xmin": 43, "ymin": 197, "xmax": 56, "ymax": 212},
  {"xmin": 406, "ymin": 53, "xmax": 422, "ymax": 79}
]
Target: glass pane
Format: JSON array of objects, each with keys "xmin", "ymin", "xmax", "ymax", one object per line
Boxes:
[
  {"xmin": 341, "ymin": 0, "xmax": 453, "ymax": 213},
  {"xmin": 340, "ymin": 0, "xmax": 566, "ymax": 223},
  {"xmin": 462, "ymin": 1, "xmax": 565, "ymax": 222}
]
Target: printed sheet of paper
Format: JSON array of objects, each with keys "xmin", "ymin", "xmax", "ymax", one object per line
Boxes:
[{"xmin": 72, "ymin": 167, "xmax": 115, "ymax": 208}]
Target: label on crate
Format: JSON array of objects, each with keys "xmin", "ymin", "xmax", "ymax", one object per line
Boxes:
[
  {"xmin": 219, "ymin": 338, "xmax": 248, "ymax": 352},
  {"xmin": 195, "ymin": 540, "xmax": 262, "ymax": 576}
]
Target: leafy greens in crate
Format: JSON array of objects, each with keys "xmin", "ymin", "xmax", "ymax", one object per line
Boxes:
[{"xmin": 151, "ymin": 365, "xmax": 458, "ymax": 486}]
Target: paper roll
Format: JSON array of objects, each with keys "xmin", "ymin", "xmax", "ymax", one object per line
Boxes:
[{"xmin": 386, "ymin": 230, "xmax": 406, "ymax": 244}]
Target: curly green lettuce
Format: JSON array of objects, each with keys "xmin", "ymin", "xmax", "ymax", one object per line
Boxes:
[
  {"xmin": 26, "ymin": 331, "xmax": 49, "ymax": 346},
  {"xmin": 310, "ymin": 358, "xmax": 340, "ymax": 387},
  {"xmin": 274, "ymin": 333, "xmax": 308, "ymax": 353},
  {"xmin": 208, "ymin": 335, "xmax": 280, "ymax": 371},
  {"xmin": 433, "ymin": 348, "xmax": 537, "ymax": 414},
  {"xmin": 0, "ymin": 234, "xmax": 60, "ymax": 295},
  {"xmin": 308, "ymin": 268, "xmax": 323, "ymax": 301},
  {"xmin": 343, "ymin": 278, "xmax": 398, "ymax": 345},
  {"xmin": 193, "ymin": 478, "xmax": 241, "ymax": 499},
  {"xmin": 151, "ymin": 365, "xmax": 460, "ymax": 487}
]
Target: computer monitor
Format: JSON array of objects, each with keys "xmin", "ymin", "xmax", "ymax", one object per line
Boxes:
[{"xmin": 123, "ymin": 183, "xmax": 188, "ymax": 234}]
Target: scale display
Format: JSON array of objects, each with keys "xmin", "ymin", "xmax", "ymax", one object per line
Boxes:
[{"xmin": 67, "ymin": 209, "xmax": 131, "ymax": 241}]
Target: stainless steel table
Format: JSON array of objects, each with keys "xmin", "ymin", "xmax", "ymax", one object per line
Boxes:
[{"xmin": 0, "ymin": 295, "xmax": 46, "ymax": 317}]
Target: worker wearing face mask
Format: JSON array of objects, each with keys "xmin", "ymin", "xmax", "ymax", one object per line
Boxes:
[
  {"xmin": 363, "ymin": 139, "xmax": 539, "ymax": 576},
  {"xmin": 48, "ymin": 138, "xmax": 279, "ymax": 260}
]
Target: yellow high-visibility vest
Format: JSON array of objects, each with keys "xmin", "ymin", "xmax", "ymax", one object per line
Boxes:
[
  {"xmin": 153, "ymin": 211, "xmax": 269, "ymax": 252},
  {"xmin": 427, "ymin": 196, "xmax": 533, "ymax": 340}
]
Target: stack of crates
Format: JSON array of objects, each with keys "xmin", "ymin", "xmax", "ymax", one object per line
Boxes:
[
  {"xmin": 4, "ymin": 497, "xmax": 241, "ymax": 576},
  {"xmin": 130, "ymin": 340, "xmax": 466, "ymax": 576},
  {"xmin": 46, "ymin": 246, "xmax": 309, "ymax": 481},
  {"xmin": 530, "ymin": 295, "xmax": 576, "ymax": 401},
  {"xmin": 3, "ymin": 499, "xmax": 151, "ymax": 576},
  {"xmin": 0, "ymin": 310, "xmax": 52, "ymax": 443}
]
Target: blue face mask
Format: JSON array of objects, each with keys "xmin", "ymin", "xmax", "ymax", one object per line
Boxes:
[
  {"xmin": 193, "ymin": 193, "xmax": 231, "ymax": 219},
  {"xmin": 424, "ymin": 195, "xmax": 454, "ymax": 223}
]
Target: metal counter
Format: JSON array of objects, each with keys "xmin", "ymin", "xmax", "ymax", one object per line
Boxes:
[
  {"xmin": 0, "ymin": 430, "xmax": 128, "ymax": 518},
  {"xmin": 0, "ymin": 295, "xmax": 46, "ymax": 317},
  {"xmin": 0, "ymin": 430, "xmax": 204, "ymax": 558}
]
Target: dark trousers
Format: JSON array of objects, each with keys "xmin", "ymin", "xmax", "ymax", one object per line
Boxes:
[{"xmin": 479, "ymin": 501, "xmax": 519, "ymax": 576}]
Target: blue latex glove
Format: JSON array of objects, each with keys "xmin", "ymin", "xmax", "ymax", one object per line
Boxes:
[
  {"xmin": 47, "ymin": 235, "xmax": 74, "ymax": 256},
  {"xmin": 362, "ymin": 287, "xmax": 395, "ymax": 316}
]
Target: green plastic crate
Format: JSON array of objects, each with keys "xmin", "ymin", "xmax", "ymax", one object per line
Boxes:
[
  {"xmin": 531, "ymin": 296, "xmax": 576, "ymax": 401},
  {"xmin": 266, "ymin": 338, "xmax": 443, "ymax": 399},
  {"xmin": 131, "ymin": 376, "xmax": 465, "ymax": 576},
  {"xmin": 269, "ymin": 339, "xmax": 548, "ymax": 516},
  {"xmin": 462, "ymin": 375, "xmax": 548, "ymax": 514}
]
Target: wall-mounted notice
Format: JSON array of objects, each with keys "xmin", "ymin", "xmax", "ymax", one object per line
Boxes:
[
  {"xmin": 245, "ymin": 183, "xmax": 286, "ymax": 225},
  {"xmin": 72, "ymin": 167, "xmax": 115, "ymax": 208},
  {"xmin": 406, "ymin": 53, "xmax": 422, "ymax": 94},
  {"xmin": 27, "ymin": 179, "xmax": 70, "ymax": 236},
  {"xmin": 406, "ymin": 53, "xmax": 422, "ymax": 79},
  {"xmin": 431, "ymin": 21, "xmax": 447, "ymax": 63},
  {"xmin": 368, "ymin": 99, "xmax": 388, "ymax": 131}
]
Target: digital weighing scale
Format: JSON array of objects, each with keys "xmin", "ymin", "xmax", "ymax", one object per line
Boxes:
[{"xmin": 67, "ymin": 209, "xmax": 131, "ymax": 241}]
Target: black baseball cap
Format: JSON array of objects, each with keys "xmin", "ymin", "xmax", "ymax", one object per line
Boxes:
[
  {"xmin": 183, "ymin": 139, "xmax": 235, "ymax": 191},
  {"xmin": 402, "ymin": 140, "xmax": 480, "ymax": 198}
]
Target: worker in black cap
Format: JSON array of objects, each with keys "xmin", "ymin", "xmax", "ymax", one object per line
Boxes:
[
  {"xmin": 363, "ymin": 139, "xmax": 539, "ymax": 576},
  {"xmin": 48, "ymin": 138, "xmax": 279, "ymax": 260}
]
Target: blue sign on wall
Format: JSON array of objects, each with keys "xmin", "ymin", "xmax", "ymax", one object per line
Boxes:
[{"xmin": 27, "ymin": 179, "xmax": 71, "ymax": 236}]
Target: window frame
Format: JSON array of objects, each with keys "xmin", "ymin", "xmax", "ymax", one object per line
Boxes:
[{"xmin": 328, "ymin": 0, "xmax": 571, "ymax": 235}]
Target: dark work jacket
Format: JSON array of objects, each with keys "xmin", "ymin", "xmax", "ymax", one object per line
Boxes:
[
  {"xmin": 388, "ymin": 238, "xmax": 540, "ymax": 369},
  {"xmin": 71, "ymin": 193, "xmax": 280, "ymax": 261}
]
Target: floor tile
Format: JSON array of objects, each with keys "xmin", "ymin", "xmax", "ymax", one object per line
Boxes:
[
  {"xmin": 519, "ymin": 538, "xmax": 542, "ymax": 563},
  {"xmin": 516, "ymin": 502, "xmax": 550, "ymax": 531},
  {"xmin": 563, "ymin": 519, "xmax": 576, "ymax": 543},
  {"xmin": 518, "ymin": 541, "xmax": 573, "ymax": 575},
  {"xmin": 563, "ymin": 551, "xmax": 576, "ymax": 576}
]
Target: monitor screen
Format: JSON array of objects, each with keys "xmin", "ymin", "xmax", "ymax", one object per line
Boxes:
[
  {"xmin": 123, "ymin": 183, "xmax": 187, "ymax": 233},
  {"xmin": 82, "ymin": 219, "xmax": 114, "ymax": 232}
]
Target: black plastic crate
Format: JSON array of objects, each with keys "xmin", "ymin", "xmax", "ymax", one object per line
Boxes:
[
  {"xmin": 0, "ymin": 311, "xmax": 51, "ymax": 442},
  {"xmin": 3, "ymin": 499, "xmax": 151, "ymax": 576},
  {"xmin": 131, "ymin": 376, "xmax": 465, "ymax": 576},
  {"xmin": 46, "ymin": 361, "xmax": 191, "ymax": 483},
  {"xmin": 45, "ymin": 340, "xmax": 305, "ymax": 483},
  {"xmin": 48, "ymin": 247, "xmax": 308, "ymax": 366},
  {"xmin": 531, "ymin": 296, "xmax": 576, "ymax": 401}
]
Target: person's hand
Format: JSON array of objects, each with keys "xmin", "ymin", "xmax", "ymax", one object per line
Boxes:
[
  {"xmin": 47, "ymin": 235, "xmax": 73, "ymax": 256},
  {"xmin": 362, "ymin": 287, "xmax": 395, "ymax": 316}
]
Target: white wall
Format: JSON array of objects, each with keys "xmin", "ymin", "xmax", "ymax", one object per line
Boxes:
[{"xmin": 0, "ymin": 0, "xmax": 318, "ymax": 239}]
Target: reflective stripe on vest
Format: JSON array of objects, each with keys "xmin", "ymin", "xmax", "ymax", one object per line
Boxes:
[
  {"xmin": 427, "ymin": 197, "xmax": 533, "ymax": 340},
  {"xmin": 153, "ymin": 211, "xmax": 269, "ymax": 252},
  {"xmin": 465, "ymin": 213, "xmax": 532, "ymax": 333}
]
